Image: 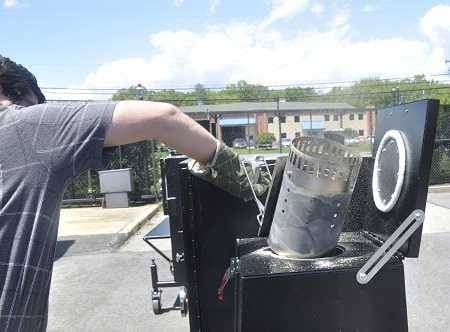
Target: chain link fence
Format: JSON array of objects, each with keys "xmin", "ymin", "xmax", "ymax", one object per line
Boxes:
[
  {"xmin": 430, "ymin": 105, "xmax": 450, "ymax": 184},
  {"xmin": 63, "ymin": 140, "xmax": 163, "ymax": 205}
]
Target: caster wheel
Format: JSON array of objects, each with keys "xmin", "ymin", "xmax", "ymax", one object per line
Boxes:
[
  {"xmin": 179, "ymin": 287, "xmax": 188, "ymax": 317},
  {"xmin": 152, "ymin": 292, "xmax": 162, "ymax": 314}
]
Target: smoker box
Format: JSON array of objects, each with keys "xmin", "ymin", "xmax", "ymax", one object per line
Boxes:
[
  {"xmin": 234, "ymin": 237, "xmax": 407, "ymax": 332},
  {"xmin": 232, "ymin": 99, "xmax": 439, "ymax": 332}
]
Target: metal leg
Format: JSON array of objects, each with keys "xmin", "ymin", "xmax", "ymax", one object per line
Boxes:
[
  {"xmin": 151, "ymin": 259, "xmax": 159, "ymax": 291},
  {"xmin": 144, "ymin": 238, "xmax": 172, "ymax": 264},
  {"xmin": 151, "ymin": 259, "xmax": 162, "ymax": 314}
]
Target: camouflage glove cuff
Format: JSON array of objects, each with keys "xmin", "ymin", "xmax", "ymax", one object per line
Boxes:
[{"xmin": 189, "ymin": 142, "xmax": 271, "ymax": 202}]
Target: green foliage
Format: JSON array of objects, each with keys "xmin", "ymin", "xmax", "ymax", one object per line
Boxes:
[
  {"xmin": 343, "ymin": 128, "xmax": 358, "ymax": 138},
  {"xmin": 256, "ymin": 132, "xmax": 276, "ymax": 145},
  {"xmin": 64, "ymin": 141, "xmax": 164, "ymax": 202},
  {"xmin": 314, "ymin": 75, "xmax": 450, "ymax": 108},
  {"xmin": 112, "ymin": 76, "xmax": 450, "ymax": 109}
]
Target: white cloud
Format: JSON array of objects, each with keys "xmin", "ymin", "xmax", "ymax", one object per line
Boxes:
[
  {"xmin": 330, "ymin": 9, "xmax": 350, "ymax": 29},
  {"xmin": 208, "ymin": 0, "xmax": 221, "ymax": 15},
  {"xmin": 260, "ymin": 0, "xmax": 310, "ymax": 29},
  {"xmin": 82, "ymin": 5, "xmax": 449, "ymax": 92},
  {"xmin": 310, "ymin": 3, "xmax": 324, "ymax": 16},
  {"xmin": 362, "ymin": 4, "xmax": 375, "ymax": 13},
  {"xmin": 44, "ymin": 88, "xmax": 113, "ymax": 101},
  {"xmin": 173, "ymin": 0, "xmax": 184, "ymax": 8},
  {"xmin": 4, "ymin": 0, "xmax": 18, "ymax": 8},
  {"xmin": 421, "ymin": 4, "xmax": 450, "ymax": 52}
]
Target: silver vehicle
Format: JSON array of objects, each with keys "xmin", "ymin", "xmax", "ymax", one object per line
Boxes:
[{"xmin": 233, "ymin": 138, "xmax": 248, "ymax": 148}]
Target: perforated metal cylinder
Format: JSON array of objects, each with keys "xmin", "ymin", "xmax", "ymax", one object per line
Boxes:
[{"xmin": 268, "ymin": 137, "xmax": 362, "ymax": 258}]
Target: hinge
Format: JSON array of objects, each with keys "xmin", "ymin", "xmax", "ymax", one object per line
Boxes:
[{"xmin": 356, "ymin": 209, "xmax": 425, "ymax": 285}]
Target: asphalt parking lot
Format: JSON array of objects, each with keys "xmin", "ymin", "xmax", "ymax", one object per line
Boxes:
[
  {"xmin": 49, "ymin": 196, "xmax": 450, "ymax": 331},
  {"xmin": 428, "ymin": 192, "xmax": 450, "ymax": 209}
]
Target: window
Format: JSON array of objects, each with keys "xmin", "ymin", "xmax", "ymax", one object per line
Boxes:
[
  {"xmin": 302, "ymin": 121, "xmax": 325, "ymax": 130},
  {"xmin": 281, "ymin": 133, "xmax": 287, "ymax": 138},
  {"xmin": 268, "ymin": 117, "xmax": 273, "ymax": 124},
  {"xmin": 333, "ymin": 114, "xmax": 339, "ymax": 121},
  {"xmin": 358, "ymin": 130, "xmax": 364, "ymax": 136},
  {"xmin": 279, "ymin": 116, "xmax": 286, "ymax": 123},
  {"xmin": 349, "ymin": 114, "xmax": 355, "ymax": 120},
  {"xmin": 294, "ymin": 115, "xmax": 300, "ymax": 123},
  {"xmin": 324, "ymin": 114, "xmax": 330, "ymax": 121},
  {"xmin": 358, "ymin": 113, "xmax": 364, "ymax": 120},
  {"xmin": 295, "ymin": 132, "xmax": 301, "ymax": 138}
]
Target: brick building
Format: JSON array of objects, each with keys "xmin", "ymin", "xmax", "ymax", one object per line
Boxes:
[{"xmin": 181, "ymin": 101, "xmax": 375, "ymax": 146}]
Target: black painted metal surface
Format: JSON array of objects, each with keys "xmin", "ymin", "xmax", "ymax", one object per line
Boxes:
[
  {"xmin": 179, "ymin": 160, "xmax": 261, "ymax": 332},
  {"xmin": 161, "ymin": 156, "xmax": 188, "ymax": 282},
  {"xmin": 344, "ymin": 157, "xmax": 373, "ymax": 232},
  {"xmin": 366, "ymin": 99, "xmax": 439, "ymax": 257},
  {"xmin": 234, "ymin": 238, "xmax": 408, "ymax": 332}
]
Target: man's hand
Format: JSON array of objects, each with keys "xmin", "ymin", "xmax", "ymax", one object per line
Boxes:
[
  {"xmin": 104, "ymin": 101, "xmax": 217, "ymax": 164},
  {"xmin": 190, "ymin": 142, "xmax": 271, "ymax": 201}
]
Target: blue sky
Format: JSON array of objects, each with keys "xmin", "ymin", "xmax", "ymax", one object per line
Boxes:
[{"xmin": 1, "ymin": 0, "xmax": 450, "ymax": 99}]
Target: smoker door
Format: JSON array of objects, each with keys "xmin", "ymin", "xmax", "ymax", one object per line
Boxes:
[{"xmin": 179, "ymin": 164, "xmax": 261, "ymax": 332}]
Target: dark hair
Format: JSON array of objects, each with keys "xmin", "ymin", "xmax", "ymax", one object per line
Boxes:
[{"xmin": 0, "ymin": 55, "xmax": 46, "ymax": 104}]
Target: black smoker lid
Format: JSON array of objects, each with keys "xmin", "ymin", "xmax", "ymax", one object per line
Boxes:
[{"xmin": 363, "ymin": 99, "xmax": 439, "ymax": 258}]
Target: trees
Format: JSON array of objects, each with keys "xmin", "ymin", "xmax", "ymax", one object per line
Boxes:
[
  {"xmin": 112, "ymin": 77, "xmax": 450, "ymax": 108},
  {"xmin": 256, "ymin": 132, "xmax": 276, "ymax": 148}
]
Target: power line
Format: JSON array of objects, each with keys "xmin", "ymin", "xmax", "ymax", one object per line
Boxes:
[
  {"xmin": 46, "ymin": 85, "xmax": 450, "ymax": 103},
  {"xmin": 43, "ymin": 80, "xmax": 450, "ymax": 95},
  {"xmin": 40, "ymin": 72, "xmax": 450, "ymax": 92}
]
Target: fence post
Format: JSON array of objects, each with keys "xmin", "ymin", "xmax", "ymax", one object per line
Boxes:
[
  {"xmin": 150, "ymin": 140, "xmax": 159, "ymax": 200},
  {"xmin": 87, "ymin": 169, "xmax": 93, "ymax": 198}
]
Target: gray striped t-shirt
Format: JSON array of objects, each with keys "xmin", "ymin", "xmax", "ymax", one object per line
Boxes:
[{"xmin": 0, "ymin": 102, "xmax": 116, "ymax": 331}]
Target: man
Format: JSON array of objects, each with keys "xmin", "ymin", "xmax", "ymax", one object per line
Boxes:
[{"xmin": 0, "ymin": 56, "xmax": 269, "ymax": 331}]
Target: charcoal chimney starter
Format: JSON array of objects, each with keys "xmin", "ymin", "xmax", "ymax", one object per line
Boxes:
[{"xmin": 268, "ymin": 136, "xmax": 362, "ymax": 258}]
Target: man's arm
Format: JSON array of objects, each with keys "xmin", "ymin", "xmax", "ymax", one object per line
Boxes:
[{"xmin": 104, "ymin": 101, "xmax": 217, "ymax": 164}]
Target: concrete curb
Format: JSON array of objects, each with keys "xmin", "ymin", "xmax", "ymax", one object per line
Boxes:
[
  {"xmin": 109, "ymin": 203, "xmax": 162, "ymax": 249},
  {"xmin": 428, "ymin": 185, "xmax": 450, "ymax": 193}
]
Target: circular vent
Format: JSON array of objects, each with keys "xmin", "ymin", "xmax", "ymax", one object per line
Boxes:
[{"xmin": 372, "ymin": 130, "xmax": 406, "ymax": 212}]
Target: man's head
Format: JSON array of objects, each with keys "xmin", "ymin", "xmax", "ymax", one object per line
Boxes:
[{"xmin": 0, "ymin": 55, "xmax": 46, "ymax": 107}]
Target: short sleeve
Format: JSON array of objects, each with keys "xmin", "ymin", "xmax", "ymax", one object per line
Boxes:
[{"xmin": 17, "ymin": 102, "xmax": 117, "ymax": 179}]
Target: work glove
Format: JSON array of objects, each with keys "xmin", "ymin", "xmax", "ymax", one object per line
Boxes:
[{"xmin": 189, "ymin": 141, "xmax": 271, "ymax": 202}]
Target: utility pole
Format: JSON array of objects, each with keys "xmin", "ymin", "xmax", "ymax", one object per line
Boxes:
[
  {"xmin": 277, "ymin": 96, "xmax": 282, "ymax": 153},
  {"xmin": 247, "ymin": 111, "xmax": 251, "ymax": 152}
]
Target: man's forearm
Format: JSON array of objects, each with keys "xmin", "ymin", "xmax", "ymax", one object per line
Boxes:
[{"xmin": 105, "ymin": 101, "xmax": 217, "ymax": 164}]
